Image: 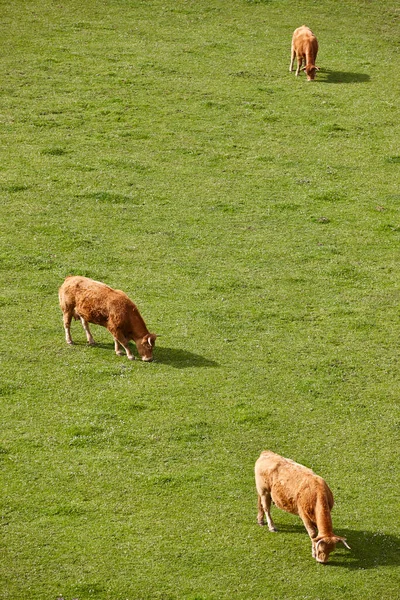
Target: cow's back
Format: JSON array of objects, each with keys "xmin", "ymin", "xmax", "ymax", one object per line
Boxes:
[
  {"xmin": 59, "ymin": 276, "xmax": 135, "ymax": 327},
  {"xmin": 292, "ymin": 26, "xmax": 318, "ymax": 59},
  {"xmin": 255, "ymin": 451, "xmax": 323, "ymax": 516},
  {"xmin": 293, "ymin": 25, "xmax": 316, "ymax": 43}
]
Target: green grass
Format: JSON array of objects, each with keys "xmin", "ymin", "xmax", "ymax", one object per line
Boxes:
[{"xmin": 1, "ymin": 0, "xmax": 400, "ymax": 598}]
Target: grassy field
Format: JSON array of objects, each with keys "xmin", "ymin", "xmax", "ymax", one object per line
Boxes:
[{"xmin": 1, "ymin": 0, "xmax": 400, "ymax": 598}]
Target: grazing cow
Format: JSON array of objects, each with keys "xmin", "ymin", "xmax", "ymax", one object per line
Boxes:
[
  {"xmin": 255, "ymin": 450, "xmax": 350, "ymax": 563},
  {"xmin": 59, "ymin": 276, "xmax": 157, "ymax": 361},
  {"xmin": 289, "ymin": 25, "xmax": 319, "ymax": 80}
]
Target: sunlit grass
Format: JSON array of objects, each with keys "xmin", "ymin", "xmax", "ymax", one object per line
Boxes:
[{"xmin": 0, "ymin": 1, "xmax": 399, "ymax": 598}]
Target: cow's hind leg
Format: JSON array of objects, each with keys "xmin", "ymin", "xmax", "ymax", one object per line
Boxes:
[
  {"xmin": 62, "ymin": 309, "xmax": 74, "ymax": 345},
  {"xmin": 258, "ymin": 493, "xmax": 277, "ymax": 532},
  {"xmin": 257, "ymin": 494, "xmax": 265, "ymax": 525},
  {"xmin": 80, "ymin": 317, "xmax": 95, "ymax": 345},
  {"xmin": 290, "ymin": 47, "xmax": 296, "ymax": 72}
]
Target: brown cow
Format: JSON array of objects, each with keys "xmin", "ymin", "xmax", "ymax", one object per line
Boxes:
[
  {"xmin": 59, "ymin": 276, "xmax": 157, "ymax": 361},
  {"xmin": 289, "ymin": 25, "xmax": 319, "ymax": 81},
  {"xmin": 255, "ymin": 450, "xmax": 350, "ymax": 563}
]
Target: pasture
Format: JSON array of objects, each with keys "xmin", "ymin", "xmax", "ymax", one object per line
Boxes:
[{"xmin": 1, "ymin": 0, "xmax": 399, "ymax": 598}]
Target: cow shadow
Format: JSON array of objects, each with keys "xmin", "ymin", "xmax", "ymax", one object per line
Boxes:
[
  {"xmin": 319, "ymin": 69, "xmax": 370, "ymax": 84},
  {"xmin": 69, "ymin": 341, "xmax": 219, "ymax": 368},
  {"xmin": 274, "ymin": 523, "xmax": 309, "ymax": 534},
  {"xmin": 274, "ymin": 524, "xmax": 400, "ymax": 569},
  {"xmin": 154, "ymin": 346, "xmax": 219, "ymax": 368},
  {"xmin": 327, "ymin": 527, "xmax": 400, "ymax": 570}
]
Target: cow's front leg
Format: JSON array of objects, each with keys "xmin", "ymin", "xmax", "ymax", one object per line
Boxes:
[
  {"xmin": 296, "ymin": 57, "xmax": 303, "ymax": 76},
  {"xmin": 289, "ymin": 49, "xmax": 295, "ymax": 72},
  {"xmin": 311, "ymin": 538, "xmax": 319, "ymax": 559},
  {"xmin": 114, "ymin": 339, "xmax": 125, "ymax": 356},
  {"xmin": 111, "ymin": 329, "xmax": 135, "ymax": 360},
  {"xmin": 80, "ymin": 317, "xmax": 95, "ymax": 345},
  {"xmin": 299, "ymin": 513, "xmax": 318, "ymax": 556}
]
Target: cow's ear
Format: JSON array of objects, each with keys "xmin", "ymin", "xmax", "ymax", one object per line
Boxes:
[{"xmin": 301, "ymin": 66, "xmax": 307, "ymax": 71}]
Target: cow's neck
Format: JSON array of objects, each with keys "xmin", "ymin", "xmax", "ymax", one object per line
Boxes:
[{"xmin": 315, "ymin": 497, "xmax": 333, "ymax": 536}]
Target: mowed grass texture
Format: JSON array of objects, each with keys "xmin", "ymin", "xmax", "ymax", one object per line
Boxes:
[{"xmin": 1, "ymin": 0, "xmax": 400, "ymax": 598}]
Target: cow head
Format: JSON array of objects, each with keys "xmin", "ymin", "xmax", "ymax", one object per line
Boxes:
[
  {"xmin": 136, "ymin": 333, "xmax": 157, "ymax": 362},
  {"xmin": 302, "ymin": 65, "xmax": 320, "ymax": 81},
  {"xmin": 313, "ymin": 535, "xmax": 350, "ymax": 563}
]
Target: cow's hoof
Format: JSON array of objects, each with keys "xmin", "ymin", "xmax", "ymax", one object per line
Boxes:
[
  {"xmin": 269, "ymin": 527, "xmax": 278, "ymax": 533},
  {"xmin": 116, "ymin": 351, "xmax": 124, "ymax": 356}
]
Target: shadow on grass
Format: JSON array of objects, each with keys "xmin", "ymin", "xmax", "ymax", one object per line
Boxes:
[
  {"xmin": 328, "ymin": 527, "xmax": 400, "ymax": 570},
  {"xmin": 273, "ymin": 524, "xmax": 400, "ymax": 569},
  {"xmin": 76, "ymin": 342, "xmax": 219, "ymax": 368},
  {"xmin": 319, "ymin": 70, "xmax": 370, "ymax": 84},
  {"xmin": 154, "ymin": 346, "xmax": 219, "ymax": 368}
]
